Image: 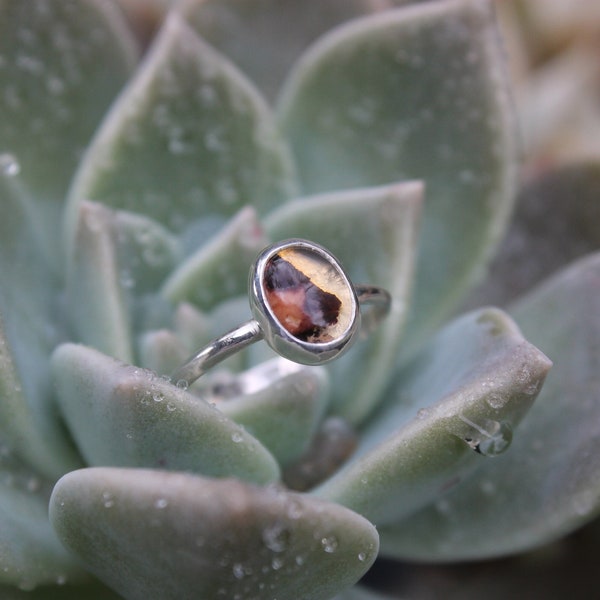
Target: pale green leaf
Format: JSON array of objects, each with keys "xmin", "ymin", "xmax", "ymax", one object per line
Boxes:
[
  {"xmin": 67, "ymin": 202, "xmax": 131, "ymax": 363},
  {"xmin": 315, "ymin": 308, "xmax": 551, "ymax": 528},
  {"xmin": 184, "ymin": 0, "xmax": 414, "ymax": 99},
  {"xmin": 161, "ymin": 206, "xmax": 267, "ymax": 310},
  {"xmin": 219, "ymin": 359, "xmax": 330, "ymax": 466},
  {"xmin": 0, "ymin": 480, "xmax": 85, "ymax": 590},
  {"xmin": 0, "ymin": 0, "xmax": 137, "ymax": 261},
  {"xmin": 50, "ymin": 467, "xmax": 379, "ymax": 600},
  {"xmin": 0, "ymin": 176, "xmax": 81, "ymax": 478},
  {"xmin": 137, "ymin": 329, "xmax": 189, "ymax": 375},
  {"xmin": 278, "ymin": 0, "xmax": 517, "ymax": 357},
  {"xmin": 67, "ymin": 201, "xmax": 181, "ymax": 363},
  {"xmin": 65, "ymin": 12, "xmax": 297, "ymax": 251},
  {"xmin": 377, "ymin": 253, "xmax": 600, "ymax": 560},
  {"xmin": 464, "ymin": 160, "xmax": 600, "ymax": 308},
  {"xmin": 266, "ymin": 181, "xmax": 422, "ymax": 424},
  {"xmin": 52, "ymin": 344, "xmax": 280, "ymax": 485}
]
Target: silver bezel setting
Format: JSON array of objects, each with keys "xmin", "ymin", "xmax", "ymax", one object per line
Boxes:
[{"xmin": 250, "ymin": 239, "xmax": 360, "ymax": 366}]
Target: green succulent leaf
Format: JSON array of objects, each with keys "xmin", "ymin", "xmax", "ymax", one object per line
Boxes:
[
  {"xmin": 374, "ymin": 253, "xmax": 600, "ymax": 560},
  {"xmin": 50, "ymin": 467, "xmax": 379, "ymax": 600},
  {"xmin": 0, "ymin": 582, "xmax": 121, "ymax": 600},
  {"xmin": 65, "ymin": 11, "xmax": 297, "ymax": 251},
  {"xmin": 162, "ymin": 206, "xmax": 267, "ymax": 310},
  {"xmin": 0, "ymin": 481, "xmax": 84, "ymax": 590},
  {"xmin": 266, "ymin": 181, "xmax": 422, "ymax": 424},
  {"xmin": 138, "ymin": 329, "xmax": 189, "ymax": 375},
  {"xmin": 314, "ymin": 307, "xmax": 551, "ymax": 529},
  {"xmin": 0, "ymin": 177, "xmax": 81, "ymax": 478},
  {"xmin": 67, "ymin": 200, "xmax": 182, "ymax": 364},
  {"xmin": 184, "ymin": 0, "xmax": 413, "ymax": 99},
  {"xmin": 219, "ymin": 359, "xmax": 330, "ymax": 466},
  {"xmin": 278, "ymin": 0, "xmax": 517, "ymax": 356},
  {"xmin": 68, "ymin": 202, "xmax": 133, "ymax": 363},
  {"xmin": 52, "ymin": 344, "xmax": 280, "ymax": 485},
  {"xmin": 465, "ymin": 160, "xmax": 600, "ymax": 307},
  {"xmin": 0, "ymin": 0, "xmax": 137, "ymax": 262},
  {"xmin": 172, "ymin": 302, "xmax": 213, "ymax": 351}
]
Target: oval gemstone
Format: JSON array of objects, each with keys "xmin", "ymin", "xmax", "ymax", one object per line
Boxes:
[{"xmin": 263, "ymin": 246, "xmax": 353, "ymax": 343}]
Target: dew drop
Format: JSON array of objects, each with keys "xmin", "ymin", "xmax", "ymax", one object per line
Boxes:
[
  {"xmin": 232, "ymin": 563, "xmax": 245, "ymax": 579},
  {"xmin": 416, "ymin": 408, "xmax": 431, "ymax": 420},
  {"xmin": 321, "ymin": 535, "xmax": 338, "ymax": 553},
  {"xmin": 175, "ymin": 379, "xmax": 189, "ymax": 391},
  {"xmin": 262, "ymin": 522, "xmax": 290, "ymax": 553},
  {"xmin": 271, "ymin": 557, "xmax": 284, "ymax": 571},
  {"xmin": 457, "ymin": 415, "xmax": 513, "ymax": 456},
  {"xmin": 231, "ymin": 432, "xmax": 243, "ymax": 443},
  {"xmin": 56, "ymin": 574, "xmax": 67, "ymax": 585},
  {"xmin": 286, "ymin": 499, "xmax": 303, "ymax": 520},
  {"xmin": 154, "ymin": 498, "xmax": 168, "ymax": 509},
  {"xmin": 477, "ymin": 421, "xmax": 513, "ymax": 457},
  {"xmin": 358, "ymin": 552, "xmax": 367, "ymax": 562},
  {"xmin": 486, "ymin": 392, "xmax": 507, "ymax": 410},
  {"xmin": 573, "ymin": 491, "xmax": 595, "ymax": 516},
  {"xmin": 102, "ymin": 491, "xmax": 114, "ymax": 508},
  {"xmin": 0, "ymin": 153, "xmax": 20, "ymax": 176}
]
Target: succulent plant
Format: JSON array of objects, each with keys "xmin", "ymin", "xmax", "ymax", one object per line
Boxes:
[{"xmin": 0, "ymin": 0, "xmax": 599, "ymax": 599}]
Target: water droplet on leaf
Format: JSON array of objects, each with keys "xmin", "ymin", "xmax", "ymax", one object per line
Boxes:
[
  {"xmin": 154, "ymin": 498, "xmax": 168, "ymax": 509},
  {"xmin": 0, "ymin": 153, "xmax": 20, "ymax": 176},
  {"xmin": 321, "ymin": 535, "xmax": 338, "ymax": 553}
]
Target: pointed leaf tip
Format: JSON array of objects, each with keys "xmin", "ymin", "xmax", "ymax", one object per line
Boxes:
[
  {"xmin": 52, "ymin": 344, "xmax": 280, "ymax": 485},
  {"xmin": 66, "ymin": 11, "xmax": 296, "ymax": 247},
  {"xmin": 278, "ymin": 0, "xmax": 518, "ymax": 357},
  {"xmin": 316, "ymin": 307, "xmax": 551, "ymax": 530}
]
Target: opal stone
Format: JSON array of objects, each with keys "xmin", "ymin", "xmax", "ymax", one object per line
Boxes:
[{"xmin": 263, "ymin": 247, "xmax": 353, "ymax": 342}]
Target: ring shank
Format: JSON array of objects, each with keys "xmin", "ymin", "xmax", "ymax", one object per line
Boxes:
[
  {"xmin": 170, "ymin": 285, "xmax": 390, "ymax": 387},
  {"xmin": 171, "ymin": 319, "xmax": 263, "ymax": 386}
]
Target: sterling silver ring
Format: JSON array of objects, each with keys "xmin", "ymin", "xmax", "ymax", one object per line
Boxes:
[{"xmin": 171, "ymin": 239, "xmax": 391, "ymax": 387}]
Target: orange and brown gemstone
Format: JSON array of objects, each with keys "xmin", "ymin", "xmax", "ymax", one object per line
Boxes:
[{"xmin": 264, "ymin": 247, "xmax": 353, "ymax": 343}]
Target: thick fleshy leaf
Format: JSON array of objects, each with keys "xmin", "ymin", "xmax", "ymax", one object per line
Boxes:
[
  {"xmin": 278, "ymin": 0, "xmax": 517, "ymax": 357},
  {"xmin": 52, "ymin": 344, "xmax": 280, "ymax": 485},
  {"xmin": 219, "ymin": 358, "xmax": 330, "ymax": 466},
  {"xmin": 0, "ymin": 582, "xmax": 121, "ymax": 600},
  {"xmin": 314, "ymin": 307, "xmax": 551, "ymax": 528},
  {"xmin": 138, "ymin": 329, "xmax": 189, "ymax": 374},
  {"xmin": 172, "ymin": 302, "xmax": 212, "ymax": 350},
  {"xmin": 375, "ymin": 253, "xmax": 600, "ymax": 560},
  {"xmin": 266, "ymin": 181, "xmax": 422, "ymax": 423},
  {"xmin": 68, "ymin": 201, "xmax": 130, "ymax": 363},
  {"xmin": 0, "ymin": 480, "xmax": 84, "ymax": 590},
  {"xmin": 66, "ymin": 12, "xmax": 297, "ymax": 251},
  {"xmin": 68, "ymin": 201, "xmax": 181, "ymax": 362},
  {"xmin": 0, "ymin": 176, "xmax": 81, "ymax": 478},
  {"xmin": 161, "ymin": 206, "xmax": 267, "ymax": 310},
  {"xmin": 0, "ymin": 0, "xmax": 137, "ymax": 261},
  {"xmin": 185, "ymin": 0, "xmax": 412, "ymax": 99},
  {"xmin": 464, "ymin": 161, "xmax": 600, "ymax": 308},
  {"xmin": 50, "ymin": 468, "xmax": 379, "ymax": 600}
]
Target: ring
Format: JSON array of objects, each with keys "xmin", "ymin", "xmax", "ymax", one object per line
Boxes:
[{"xmin": 171, "ymin": 239, "xmax": 391, "ymax": 387}]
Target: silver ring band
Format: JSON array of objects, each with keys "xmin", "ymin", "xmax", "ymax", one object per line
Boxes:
[{"xmin": 171, "ymin": 239, "xmax": 391, "ymax": 387}]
